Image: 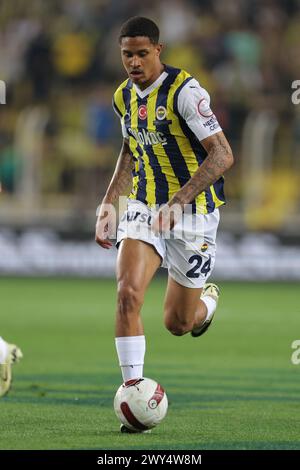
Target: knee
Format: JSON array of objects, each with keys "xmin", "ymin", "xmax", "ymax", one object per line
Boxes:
[
  {"xmin": 117, "ymin": 281, "xmax": 144, "ymax": 316},
  {"xmin": 164, "ymin": 310, "xmax": 193, "ymax": 336}
]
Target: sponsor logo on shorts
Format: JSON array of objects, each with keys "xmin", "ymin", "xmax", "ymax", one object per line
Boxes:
[
  {"xmin": 120, "ymin": 211, "xmax": 152, "ymax": 226},
  {"xmin": 115, "ymin": 200, "xmax": 208, "ymax": 244}
]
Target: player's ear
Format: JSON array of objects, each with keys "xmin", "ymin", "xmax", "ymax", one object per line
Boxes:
[{"xmin": 156, "ymin": 43, "xmax": 163, "ymax": 56}]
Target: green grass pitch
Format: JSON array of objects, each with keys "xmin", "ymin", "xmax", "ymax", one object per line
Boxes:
[{"xmin": 0, "ymin": 278, "xmax": 299, "ymax": 450}]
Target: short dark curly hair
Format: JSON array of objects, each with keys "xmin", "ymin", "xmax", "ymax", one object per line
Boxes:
[{"xmin": 119, "ymin": 16, "xmax": 160, "ymax": 44}]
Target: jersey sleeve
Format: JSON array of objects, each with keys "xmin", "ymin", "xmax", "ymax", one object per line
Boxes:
[
  {"xmin": 112, "ymin": 97, "xmax": 129, "ymax": 139},
  {"xmin": 176, "ymin": 78, "xmax": 222, "ymax": 141}
]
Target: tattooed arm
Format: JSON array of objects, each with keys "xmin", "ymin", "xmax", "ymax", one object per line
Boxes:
[
  {"xmin": 102, "ymin": 139, "xmax": 134, "ymax": 205},
  {"xmin": 95, "ymin": 139, "xmax": 134, "ymax": 248},
  {"xmin": 151, "ymin": 131, "xmax": 233, "ymax": 234},
  {"xmin": 169, "ymin": 131, "xmax": 234, "ymax": 207}
]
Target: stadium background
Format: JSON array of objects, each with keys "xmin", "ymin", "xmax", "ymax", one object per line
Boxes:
[{"xmin": 0, "ymin": 0, "xmax": 300, "ymax": 450}]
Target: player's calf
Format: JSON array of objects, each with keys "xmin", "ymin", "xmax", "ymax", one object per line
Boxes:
[{"xmin": 164, "ymin": 315, "xmax": 194, "ymax": 336}]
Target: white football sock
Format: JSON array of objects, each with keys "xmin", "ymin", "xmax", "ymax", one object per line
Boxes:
[
  {"xmin": 115, "ymin": 335, "xmax": 146, "ymax": 382},
  {"xmin": 202, "ymin": 296, "xmax": 217, "ymax": 322},
  {"xmin": 0, "ymin": 337, "xmax": 8, "ymax": 364}
]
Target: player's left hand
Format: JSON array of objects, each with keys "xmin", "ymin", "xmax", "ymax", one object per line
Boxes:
[{"xmin": 151, "ymin": 202, "xmax": 183, "ymax": 235}]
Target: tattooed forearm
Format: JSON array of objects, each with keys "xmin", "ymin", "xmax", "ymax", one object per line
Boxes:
[
  {"xmin": 170, "ymin": 132, "xmax": 234, "ymax": 207},
  {"xmin": 103, "ymin": 140, "xmax": 134, "ymax": 204}
]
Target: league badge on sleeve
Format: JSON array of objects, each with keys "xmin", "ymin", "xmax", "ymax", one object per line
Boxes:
[{"xmin": 197, "ymin": 98, "xmax": 213, "ymax": 118}]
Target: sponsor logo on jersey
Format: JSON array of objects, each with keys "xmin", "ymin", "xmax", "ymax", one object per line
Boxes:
[
  {"xmin": 201, "ymin": 242, "xmax": 208, "ymax": 252},
  {"xmin": 203, "ymin": 115, "xmax": 220, "ymax": 132},
  {"xmin": 203, "ymin": 116, "xmax": 217, "ymax": 127},
  {"xmin": 197, "ymin": 98, "xmax": 213, "ymax": 118},
  {"xmin": 128, "ymin": 127, "xmax": 167, "ymax": 146},
  {"xmin": 138, "ymin": 104, "xmax": 147, "ymax": 120},
  {"xmin": 156, "ymin": 105, "xmax": 167, "ymax": 120}
]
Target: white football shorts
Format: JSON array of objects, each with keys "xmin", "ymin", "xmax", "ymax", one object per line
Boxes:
[{"xmin": 116, "ymin": 199, "xmax": 219, "ymax": 288}]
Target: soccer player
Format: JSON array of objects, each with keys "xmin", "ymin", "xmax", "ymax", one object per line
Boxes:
[
  {"xmin": 95, "ymin": 17, "xmax": 234, "ymax": 430},
  {"xmin": 0, "ymin": 336, "xmax": 23, "ymax": 397}
]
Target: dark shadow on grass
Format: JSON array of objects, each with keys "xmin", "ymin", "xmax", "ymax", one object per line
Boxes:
[
  {"xmin": 18, "ymin": 372, "xmax": 120, "ymax": 386},
  {"xmin": 1, "ymin": 395, "xmax": 112, "ymax": 407}
]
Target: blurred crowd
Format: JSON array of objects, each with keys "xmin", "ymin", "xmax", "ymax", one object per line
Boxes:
[{"xmin": 0, "ymin": 0, "xmax": 299, "ymax": 230}]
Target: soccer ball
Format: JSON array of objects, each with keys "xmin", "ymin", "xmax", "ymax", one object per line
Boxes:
[{"xmin": 114, "ymin": 377, "xmax": 168, "ymax": 431}]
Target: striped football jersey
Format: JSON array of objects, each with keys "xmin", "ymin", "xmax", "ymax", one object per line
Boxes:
[{"xmin": 113, "ymin": 65, "xmax": 225, "ymax": 214}]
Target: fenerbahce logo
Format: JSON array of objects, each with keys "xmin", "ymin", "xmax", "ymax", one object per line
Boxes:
[{"xmin": 156, "ymin": 106, "xmax": 167, "ymax": 120}]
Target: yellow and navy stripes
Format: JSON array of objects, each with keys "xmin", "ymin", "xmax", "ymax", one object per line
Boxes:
[{"xmin": 113, "ymin": 65, "xmax": 225, "ymax": 214}]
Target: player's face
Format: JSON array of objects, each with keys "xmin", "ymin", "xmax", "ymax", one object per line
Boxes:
[{"xmin": 120, "ymin": 36, "xmax": 163, "ymax": 90}]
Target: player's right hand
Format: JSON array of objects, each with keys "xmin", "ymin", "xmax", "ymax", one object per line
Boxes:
[{"xmin": 95, "ymin": 203, "xmax": 116, "ymax": 249}]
